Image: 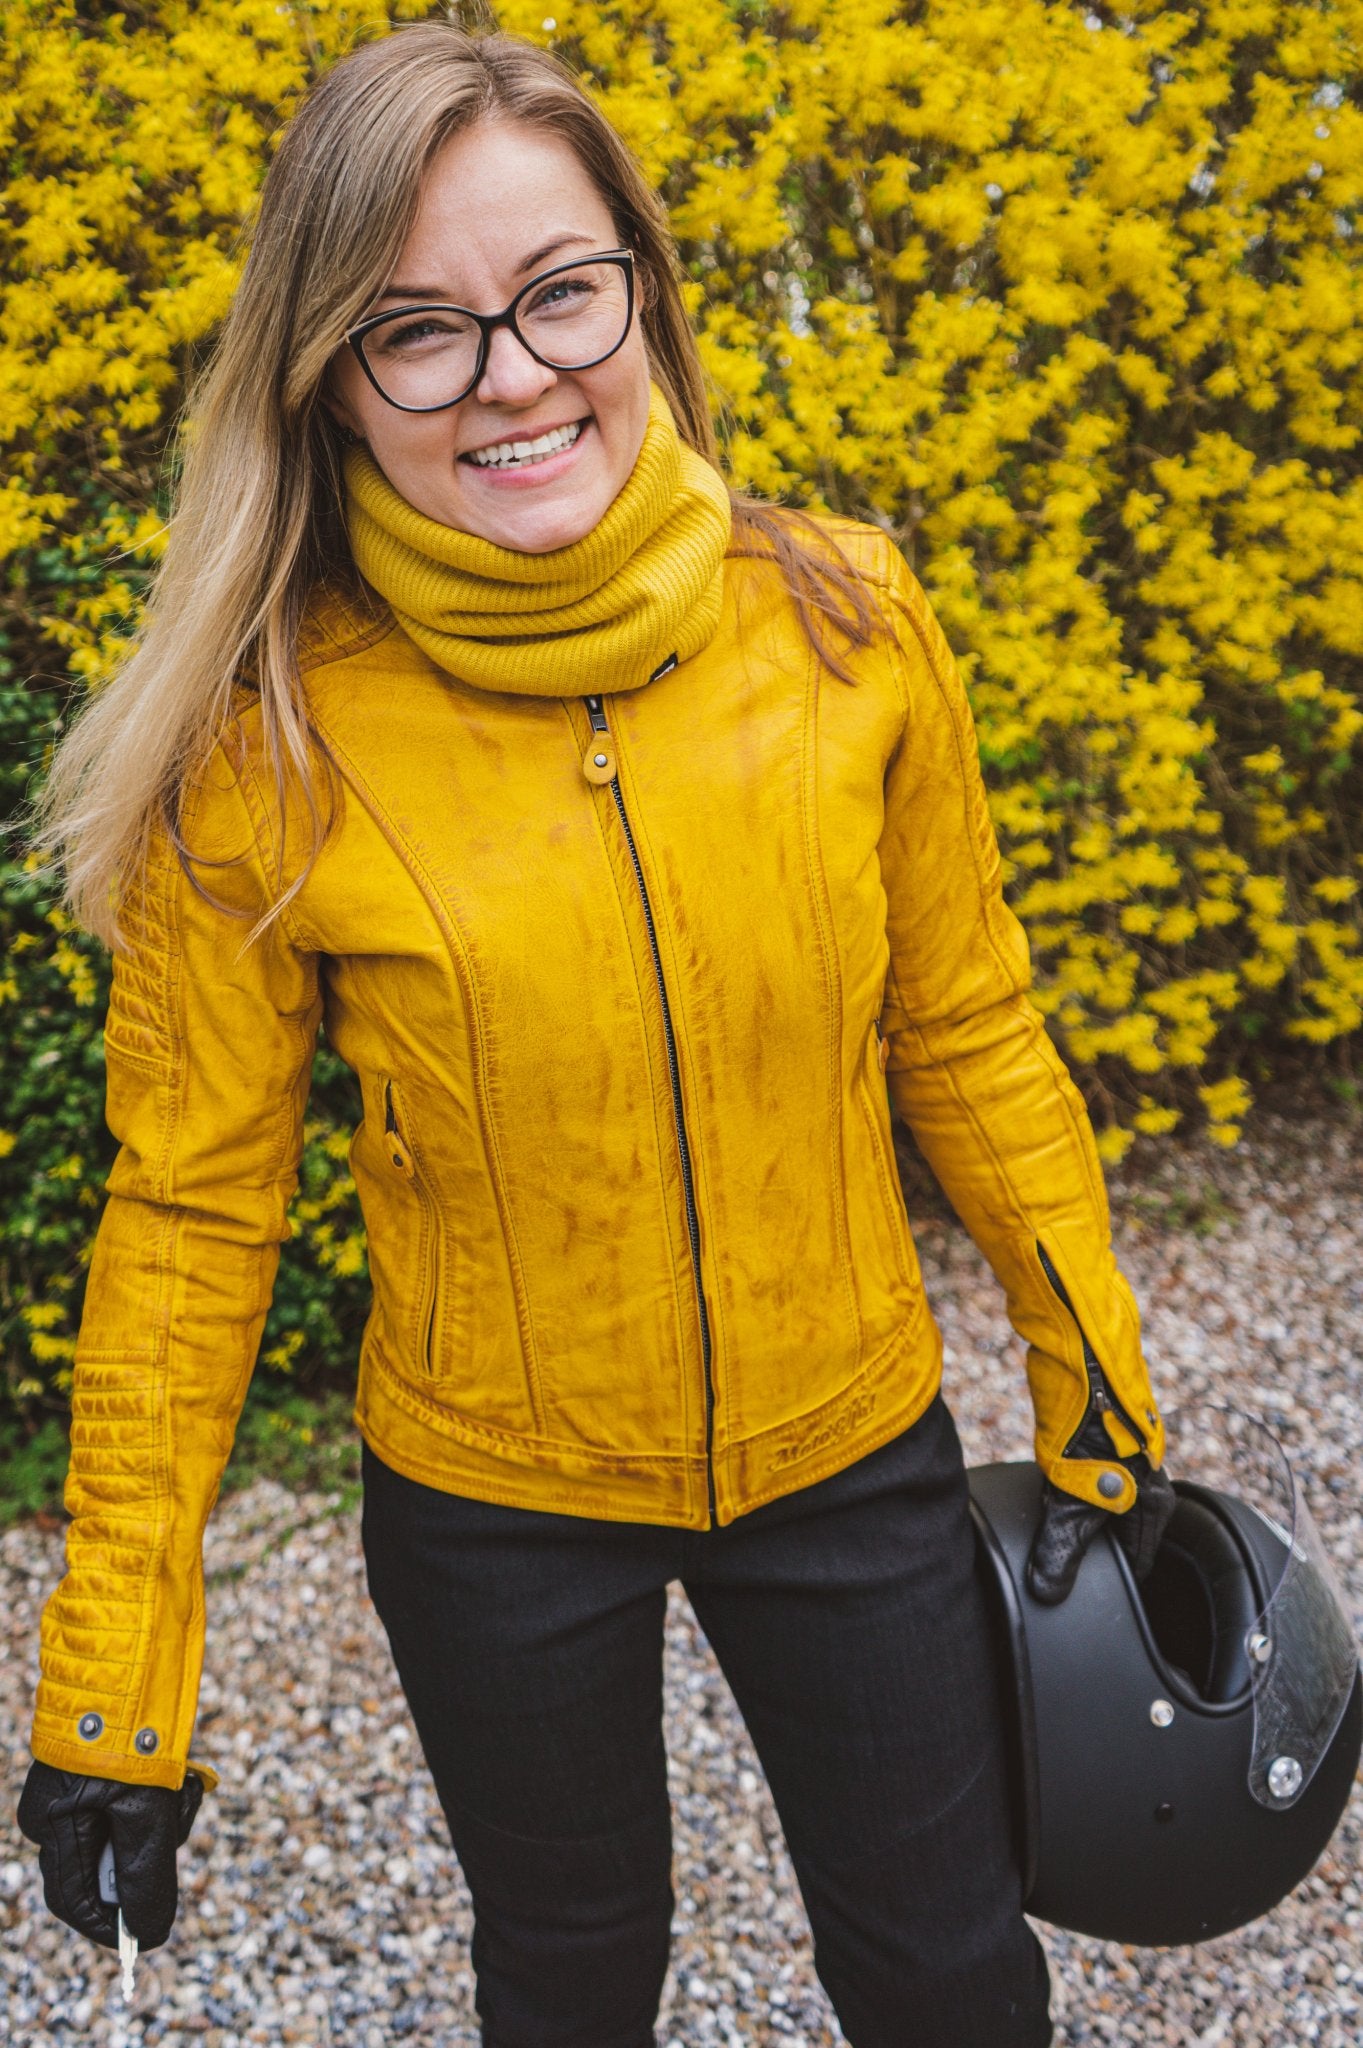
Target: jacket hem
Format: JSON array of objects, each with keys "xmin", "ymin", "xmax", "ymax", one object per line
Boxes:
[{"xmin": 355, "ymin": 1300, "xmax": 944, "ymax": 1530}]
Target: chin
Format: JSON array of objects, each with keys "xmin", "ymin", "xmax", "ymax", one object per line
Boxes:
[{"xmin": 471, "ymin": 493, "xmax": 613, "ymax": 556}]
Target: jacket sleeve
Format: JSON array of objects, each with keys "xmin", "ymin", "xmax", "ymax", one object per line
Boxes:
[
  {"xmin": 29, "ymin": 734, "xmax": 321, "ymax": 1793},
  {"xmin": 872, "ymin": 544, "xmax": 1166, "ymax": 1510}
]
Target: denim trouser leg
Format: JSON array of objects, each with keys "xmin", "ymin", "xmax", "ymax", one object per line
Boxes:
[{"xmin": 359, "ymin": 1395, "xmax": 1052, "ymax": 2048}]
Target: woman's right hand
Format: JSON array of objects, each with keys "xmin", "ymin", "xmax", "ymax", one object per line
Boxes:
[{"xmin": 16, "ymin": 1759, "xmax": 205, "ymax": 1951}]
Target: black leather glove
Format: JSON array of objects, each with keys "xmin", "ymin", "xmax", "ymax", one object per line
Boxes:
[
  {"xmin": 16, "ymin": 1760, "xmax": 205, "ymax": 1951},
  {"xmin": 1026, "ymin": 1408, "xmax": 1176, "ymax": 1606}
]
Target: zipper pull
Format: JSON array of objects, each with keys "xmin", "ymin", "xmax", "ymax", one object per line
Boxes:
[
  {"xmin": 871, "ymin": 1017, "xmax": 890, "ymax": 1073},
  {"xmin": 383, "ymin": 1079, "xmax": 414, "ymax": 1178},
  {"xmin": 582, "ymin": 695, "xmax": 616, "ymax": 783}
]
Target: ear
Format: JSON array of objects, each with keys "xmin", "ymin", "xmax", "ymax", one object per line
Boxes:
[
  {"xmin": 323, "ymin": 404, "xmax": 362, "ymax": 446},
  {"xmin": 320, "ymin": 376, "xmax": 363, "ymax": 445},
  {"xmin": 634, "ymin": 255, "xmax": 658, "ymax": 315}
]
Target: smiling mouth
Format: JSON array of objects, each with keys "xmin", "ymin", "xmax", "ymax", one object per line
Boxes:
[{"xmin": 461, "ymin": 420, "xmax": 586, "ymax": 470}]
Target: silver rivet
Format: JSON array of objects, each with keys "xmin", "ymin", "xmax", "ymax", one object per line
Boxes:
[
  {"xmin": 78, "ymin": 1712, "xmax": 104, "ymax": 1741},
  {"xmin": 1097, "ymin": 1471, "xmax": 1124, "ymax": 1500},
  {"xmin": 1150, "ymin": 1699, "xmax": 1175, "ymax": 1728},
  {"xmin": 1248, "ymin": 1631, "xmax": 1273, "ymax": 1665},
  {"xmin": 1146, "ymin": 1409, "xmax": 1158, "ymax": 1426},
  {"xmin": 135, "ymin": 1727, "xmax": 159, "ymax": 1755},
  {"xmin": 1267, "ymin": 1755, "xmax": 1303, "ymax": 1801},
  {"xmin": 593, "ymin": 753, "xmax": 608, "ymax": 768}
]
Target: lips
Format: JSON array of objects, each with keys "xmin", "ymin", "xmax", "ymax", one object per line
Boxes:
[{"xmin": 461, "ymin": 418, "xmax": 589, "ymax": 469}]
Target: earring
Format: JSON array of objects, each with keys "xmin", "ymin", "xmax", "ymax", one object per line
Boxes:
[{"xmin": 337, "ymin": 423, "xmax": 360, "ymax": 446}]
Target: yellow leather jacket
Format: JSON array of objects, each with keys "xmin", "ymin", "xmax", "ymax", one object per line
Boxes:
[{"xmin": 31, "ymin": 525, "xmax": 1163, "ymax": 1794}]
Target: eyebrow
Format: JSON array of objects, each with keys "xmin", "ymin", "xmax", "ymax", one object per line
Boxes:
[{"xmin": 376, "ymin": 232, "xmax": 601, "ymax": 303}]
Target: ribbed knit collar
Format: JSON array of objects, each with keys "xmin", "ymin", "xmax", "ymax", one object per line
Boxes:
[{"xmin": 342, "ymin": 383, "xmax": 731, "ymax": 697}]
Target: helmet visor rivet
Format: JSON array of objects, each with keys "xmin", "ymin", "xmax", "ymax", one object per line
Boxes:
[
  {"xmin": 1267, "ymin": 1755, "xmax": 1303, "ymax": 1802},
  {"xmin": 1248, "ymin": 1631, "xmax": 1272, "ymax": 1665},
  {"xmin": 1150, "ymin": 1698, "xmax": 1175, "ymax": 1728}
]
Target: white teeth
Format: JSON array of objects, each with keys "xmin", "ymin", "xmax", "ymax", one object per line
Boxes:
[{"xmin": 468, "ymin": 421, "xmax": 582, "ymax": 468}]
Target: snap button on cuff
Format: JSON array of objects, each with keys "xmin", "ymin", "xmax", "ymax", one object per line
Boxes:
[
  {"xmin": 78, "ymin": 1712, "xmax": 104, "ymax": 1741},
  {"xmin": 1097, "ymin": 1470, "xmax": 1124, "ymax": 1500},
  {"xmin": 135, "ymin": 1727, "xmax": 160, "ymax": 1755}
]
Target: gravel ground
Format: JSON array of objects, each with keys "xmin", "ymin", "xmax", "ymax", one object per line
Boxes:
[{"xmin": 3, "ymin": 1112, "xmax": 1361, "ymax": 2046}]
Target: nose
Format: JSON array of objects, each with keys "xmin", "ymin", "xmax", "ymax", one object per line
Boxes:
[{"xmin": 474, "ymin": 322, "xmax": 558, "ymax": 407}]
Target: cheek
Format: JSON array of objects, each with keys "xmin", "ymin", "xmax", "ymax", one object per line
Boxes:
[{"xmin": 603, "ymin": 344, "xmax": 652, "ymax": 464}]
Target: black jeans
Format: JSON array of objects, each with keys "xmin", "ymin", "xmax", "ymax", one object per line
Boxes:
[{"xmin": 360, "ymin": 1394, "xmax": 1052, "ymax": 2048}]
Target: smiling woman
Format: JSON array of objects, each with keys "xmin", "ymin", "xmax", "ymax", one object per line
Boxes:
[
  {"xmin": 328, "ymin": 122, "xmax": 651, "ymax": 550},
  {"xmin": 21, "ymin": 20, "xmax": 1174, "ymax": 2048}
]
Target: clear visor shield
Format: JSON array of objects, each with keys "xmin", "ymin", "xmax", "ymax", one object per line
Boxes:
[{"xmin": 1163, "ymin": 1403, "xmax": 1360, "ymax": 1810}]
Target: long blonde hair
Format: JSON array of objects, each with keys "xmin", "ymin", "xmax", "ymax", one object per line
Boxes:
[{"xmin": 35, "ymin": 23, "xmax": 881, "ymax": 945}]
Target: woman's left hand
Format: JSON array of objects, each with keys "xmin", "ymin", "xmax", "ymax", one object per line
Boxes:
[{"xmin": 1026, "ymin": 1452, "xmax": 1176, "ymax": 1606}]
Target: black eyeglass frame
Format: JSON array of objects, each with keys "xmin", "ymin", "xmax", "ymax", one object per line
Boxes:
[{"xmin": 345, "ymin": 248, "xmax": 636, "ymax": 414}]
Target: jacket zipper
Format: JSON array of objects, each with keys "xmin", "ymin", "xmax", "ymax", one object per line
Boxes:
[
  {"xmin": 1035, "ymin": 1238, "xmax": 1147, "ymax": 1458},
  {"xmin": 384, "ymin": 1077, "xmax": 439, "ymax": 1376},
  {"xmin": 585, "ymin": 692, "xmax": 718, "ymax": 1526}
]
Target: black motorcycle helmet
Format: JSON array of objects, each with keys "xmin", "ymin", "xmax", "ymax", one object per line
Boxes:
[{"xmin": 968, "ymin": 1405, "xmax": 1362, "ymax": 1946}]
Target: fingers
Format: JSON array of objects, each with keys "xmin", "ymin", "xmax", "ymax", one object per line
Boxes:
[
  {"xmin": 1025, "ymin": 1482, "xmax": 1107, "ymax": 1606},
  {"xmin": 176, "ymin": 1768, "xmax": 206, "ymax": 1847},
  {"xmin": 108, "ymin": 1796, "xmax": 180, "ymax": 1950},
  {"xmin": 41, "ymin": 1786, "xmax": 121, "ymax": 1950},
  {"xmin": 1114, "ymin": 1461, "xmax": 1177, "ymax": 1583}
]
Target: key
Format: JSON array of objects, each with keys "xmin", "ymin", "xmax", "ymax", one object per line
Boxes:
[
  {"xmin": 118, "ymin": 1911, "xmax": 139, "ymax": 2003},
  {"xmin": 97, "ymin": 1837, "xmax": 138, "ymax": 2004}
]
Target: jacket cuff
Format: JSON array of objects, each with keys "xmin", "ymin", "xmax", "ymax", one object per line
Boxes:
[{"xmin": 28, "ymin": 1724, "xmax": 216, "ymax": 1794}]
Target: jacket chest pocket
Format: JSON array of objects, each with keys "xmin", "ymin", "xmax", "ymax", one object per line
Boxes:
[{"xmin": 379, "ymin": 1073, "xmax": 446, "ymax": 1378}]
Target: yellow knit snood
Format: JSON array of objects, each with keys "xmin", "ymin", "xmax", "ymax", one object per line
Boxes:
[{"xmin": 343, "ymin": 383, "xmax": 732, "ymax": 697}]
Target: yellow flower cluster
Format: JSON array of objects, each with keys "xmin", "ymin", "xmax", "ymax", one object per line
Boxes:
[{"xmin": 5, "ymin": 0, "xmax": 1363, "ymax": 1191}]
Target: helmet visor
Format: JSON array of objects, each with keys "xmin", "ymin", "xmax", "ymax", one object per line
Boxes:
[{"xmin": 1163, "ymin": 1402, "xmax": 1360, "ymax": 1809}]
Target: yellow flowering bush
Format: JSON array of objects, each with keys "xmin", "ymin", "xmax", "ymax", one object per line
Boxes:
[{"xmin": 3, "ymin": 0, "xmax": 1361, "ymax": 1416}]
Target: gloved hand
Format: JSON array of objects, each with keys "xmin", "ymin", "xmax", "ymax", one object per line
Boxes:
[
  {"xmin": 16, "ymin": 1760, "xmax": 205, "ymax": 1951},
  {"xmin": 1026, "ymin": 1406, "xmax": 1176, "ymax": 1606}
]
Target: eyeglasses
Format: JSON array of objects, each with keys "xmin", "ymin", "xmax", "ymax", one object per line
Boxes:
[{"xmin": 345, "ymin": 249, "xmax": 636, "ymax": 414}]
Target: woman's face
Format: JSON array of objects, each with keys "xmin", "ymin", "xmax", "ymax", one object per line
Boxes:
[{"xmin": 328, "ymin": 118, "xmax": 652, "ymax": 555}]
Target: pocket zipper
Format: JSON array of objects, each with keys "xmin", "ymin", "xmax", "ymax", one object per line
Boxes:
[
  {"xmin": 382, "ymin": 1075, "xmax": 439, "ymax": 1374},
  {"xmin": 383, "ymin": 1078, "xmax": 415, "ymax": 1178},
  {"xmin": 1036, "ymin": 1238, "xmax": 1147, "ymax": 1458}
]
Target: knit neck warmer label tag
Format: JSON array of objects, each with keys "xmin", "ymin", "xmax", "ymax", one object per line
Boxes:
[{"xmin": 343, "ymin": 383, "xmax": 732, "ymax": 697}]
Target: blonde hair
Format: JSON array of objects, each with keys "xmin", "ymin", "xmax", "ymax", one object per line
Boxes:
[{"xmin": 35, "ymin": 23, "xmax": 881, "ymax": 945}]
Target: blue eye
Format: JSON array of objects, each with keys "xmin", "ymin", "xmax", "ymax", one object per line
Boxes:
[
  {"xmin": 375, "ymin": 313, "xmax": 471, "ymax": 354},
  {"xmin": 525, "ymin": 277, "xmax": 595, "ymax": 316}
]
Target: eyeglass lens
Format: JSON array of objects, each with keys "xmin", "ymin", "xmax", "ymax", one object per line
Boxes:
[{"xmin": 359, "ymin": 260, "xmax": 631, "ymax": 409}]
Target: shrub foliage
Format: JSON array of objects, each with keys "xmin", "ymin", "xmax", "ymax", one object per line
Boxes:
[{"xmin": 3, "ymin": 0, "xmax": 1362, "ymax": 1429}]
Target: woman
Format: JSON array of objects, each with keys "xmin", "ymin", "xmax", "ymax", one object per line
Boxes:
[{"xmin": 17, "ymin": 24, "xmax": 1174, "ymax": 2047}]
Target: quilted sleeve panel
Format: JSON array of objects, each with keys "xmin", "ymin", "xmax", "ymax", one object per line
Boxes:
[
  {"xmin": 870, "ymin": 543, "xmax": 1166, "ymax": 1509},
  {"xmin": 29, "ymin": 739, "xmax": 321, "ymax": 1791}
]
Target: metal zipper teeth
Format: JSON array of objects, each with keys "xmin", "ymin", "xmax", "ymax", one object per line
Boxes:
[
  {"xmin": 1035, "ymin": 1238, "xmax": 1145, "ymax": 1454},
  {"xmin": 585, "ymin": 693, "xmax": 718, "ymax": 1526}
]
